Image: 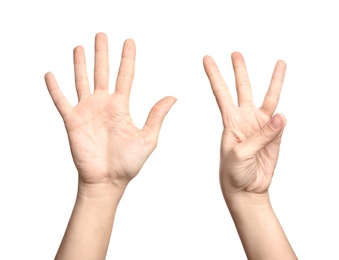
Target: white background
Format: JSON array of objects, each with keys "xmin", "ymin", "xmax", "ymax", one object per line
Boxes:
[{"xmin": 1, "ymin": 0, "xmax": 338, "ymax": 259}]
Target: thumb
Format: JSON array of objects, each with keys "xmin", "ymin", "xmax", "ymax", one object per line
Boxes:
[
  {"xmin": 239, "ymin": 113, "xmax": 287, "ymax": 156},
  {"xmin": 142, "ymin": 96, "xmax": 177, "ymax": 141}
]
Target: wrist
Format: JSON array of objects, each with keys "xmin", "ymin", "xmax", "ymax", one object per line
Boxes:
[
  {"xmin": 57, "ymin": 180, "xmax": 125, "ymax": 260},
  {"xmin": 77, "ymin": 181, "xmax": 127, "ymax": 201},
  {"xmin": 223, "ymin": 189, "xmax": 271, "ymax": 211},
  {"xmin": 224, "ymin": 191, "xmax": 275, "ymax": 235}
]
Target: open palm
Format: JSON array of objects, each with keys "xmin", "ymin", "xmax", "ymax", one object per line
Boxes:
[{"xmin": 45, "ymin": 33, "xmax": 176, "ymax": 186}]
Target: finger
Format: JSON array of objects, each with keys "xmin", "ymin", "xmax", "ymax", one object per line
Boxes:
[
  {"xmin": 203, "ymin": 55, "xmax": 235, "ymax": 117},
  {"xmin": 231, "ymin": 52, "xmax": 253, "ymax": 107},
  {"xmin": 74, "ymin": 46, "xmax": 90, "ymax": 100},
  {"xmin": 114, "ymin": 39, "xmax": 136, "ymax": 98},
  {"xmin": 44, "ymin": 72, "xmax": 73, "ymax": 118},
  {"xmin": 260, "ymin": 60, "xmax": 286, "ymax": 116},
  {"xmin": 236, "ymin": 113, "xmax": 286, "ymax": 157},
  {"xmin": 142, "ymin": 96, "xmax": 177, "ymax": 144},
  {"xmin": 94, "ymin": 32, "xmax": 109, "ymax": 92}
]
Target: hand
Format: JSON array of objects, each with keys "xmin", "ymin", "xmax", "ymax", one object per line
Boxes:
[
  {"xmin": 45, "ymin": 33, "xmax": 176, "ymax": 188},
  {"xmin": 203, "ymin": 52, "xmax": 286, "ymax": 197}
]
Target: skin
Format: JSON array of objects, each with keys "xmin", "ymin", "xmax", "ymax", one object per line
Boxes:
[
  {"xmin": 203, "ymin": 53, "xmax": 297, "ymax": 260},
  {"xmin": 45, "ymin": 33, "xmax": 176, "ymax": 260},
  {"xmin": 45, "ymin": 32, "xmax": 296, "ymax": 259}
]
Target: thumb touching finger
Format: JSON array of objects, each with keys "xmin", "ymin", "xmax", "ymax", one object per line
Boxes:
[{"xmin": 238, "ymin": 113, "xmax": 287, "ymax": 156}]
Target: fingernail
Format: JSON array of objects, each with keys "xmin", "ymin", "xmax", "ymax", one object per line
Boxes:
[{"xmin": 270, "ymin": 114, "xmax": 283, "ymax": 129}]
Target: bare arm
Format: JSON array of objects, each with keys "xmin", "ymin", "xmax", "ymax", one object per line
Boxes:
[
  {"xmin": 45, "ymin": 33, "xmax": 176, "ymax": 260},
  {"xmin": 203, "ymin": 53, "xmax": 297, "ymax": 260}
]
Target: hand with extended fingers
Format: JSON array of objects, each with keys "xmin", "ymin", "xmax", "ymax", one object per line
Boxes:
[
  {"xmin": 46, "ymin": 33, "xmax": 176, "ymax": 260},
  {"xmin": 204, "ymin": 52, "xmax": 287, "ymax": 197},
  {"xmin": 45, "ymin": 33, "xmax": 176, "ymax": 188},
  {"xmin": 45, "ymin": 33, "xmax": 296, "ymax": 259},
  {"xmin": 204, "ymin": 53, "xmax": 296, "ymax": 259}
]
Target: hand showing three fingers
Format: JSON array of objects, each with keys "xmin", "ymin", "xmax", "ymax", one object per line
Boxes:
[
  {"xmin": 45, "ymin": 33, "xmax": 176, "ymax": 188},
  {"xmin": 204, "ymin": 53, "xmax": 287, "ymax": 197}
]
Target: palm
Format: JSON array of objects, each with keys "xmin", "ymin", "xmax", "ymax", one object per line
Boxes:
[
  {"xmin": 65, "ymin": 93, "xmax": 149, "ymax": 184},
  {"xmin": 221, "ymin": 107, "xmax": 281, "ymax": 192},
  {"xmin": 204, "ymin": 52, "xmax": 286, "ymax": 194},
  {"xmin": 45, "ymin": 33, "xmax": 176, "ymax": 186}
]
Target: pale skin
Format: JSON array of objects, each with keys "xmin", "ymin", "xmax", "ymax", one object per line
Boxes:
[
  {"xmin": 203, "ymin": 53, "xmax": 297, "ymax": 259},
  {"xmin": 45, "ymin": 33, "xmax": 176, "ymax": 260},
  {"xmin": 45, "ymin": 32, "xmax": 295, "ymax": 259}
]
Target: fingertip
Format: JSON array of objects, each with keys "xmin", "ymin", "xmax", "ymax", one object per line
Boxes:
[
  {"xmin": 270, "ymin": 113, "xmax": 286, "ymax": 129},
  {"xmin": 164, "ymin": 95, "xmax": 177, "ymax": 104},
  {"xmin": 157, "ymin": 96, "xmax": 177, "ymax": 112},
  {"xmin": 168, "ymin": 97, "xmax": 177, "ymax": 110},
  {"xmin": 122, "ymin": 38, "xmax": 136, "ymax": 58},
  {"xmin": 95, "ymin": 32, "xmax": 108, "ymax": 40},
  {"xmin": 231, "ymin": 52, "xmax": 246, "ymax": 68},
  {"xmin": 73, "ymin": 45, "xmax": 84, "ymax": 53},
  {"xmin": 44, "ymin": 71, "xmax": 51, "ymax": 78},
  {"xmin": 277, "ymin": 59, "xmax": 286, "ymax": 65},
  {"xmin": 124, "ymin": 38, "xmax": 135, "ymax": 47},
  {"xmin": 203, "ymin": 55, "xmax": 216, "ymax": 71},
  {"xmin": 143, "ymin": 96, "xmax": 177, "ymax": 137},
  {"xmin": 95, "ymin": 33, "xmax": 109, "ymax": 51},
  {"xmin": 203, "ymin": 55, "xmax": 211, "ymax": 62},
  {"xmin": 276, "ymin": 60, "xmax": 287, "ymax": 70},
  {"xmin": 231, "ymin": 51, "xmax": 243, "ymax": 59},
  {"xmin": 44, "ymin": 72, "xmax": 54, "ymax": 82},
  {"xmin": 73, "ymin": 46, "xmax": 86, "ymax": 65},
  {"xmin": 44, "ymin": 72, "xmax": 58, "ymax": 93}
]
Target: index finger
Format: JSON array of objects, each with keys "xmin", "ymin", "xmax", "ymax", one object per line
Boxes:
[{"xmin": 203, "ymin": 55, "xmax": 235, "ymax": 117}]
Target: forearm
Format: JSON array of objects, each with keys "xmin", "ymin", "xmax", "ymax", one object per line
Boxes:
[
  {"xmin": 225, "ymin": 192, "xmax": 297, "ymax": 260},
  {"xmin": 55, "ymin": 182, "xmax": 126, "ymax": 260}
]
